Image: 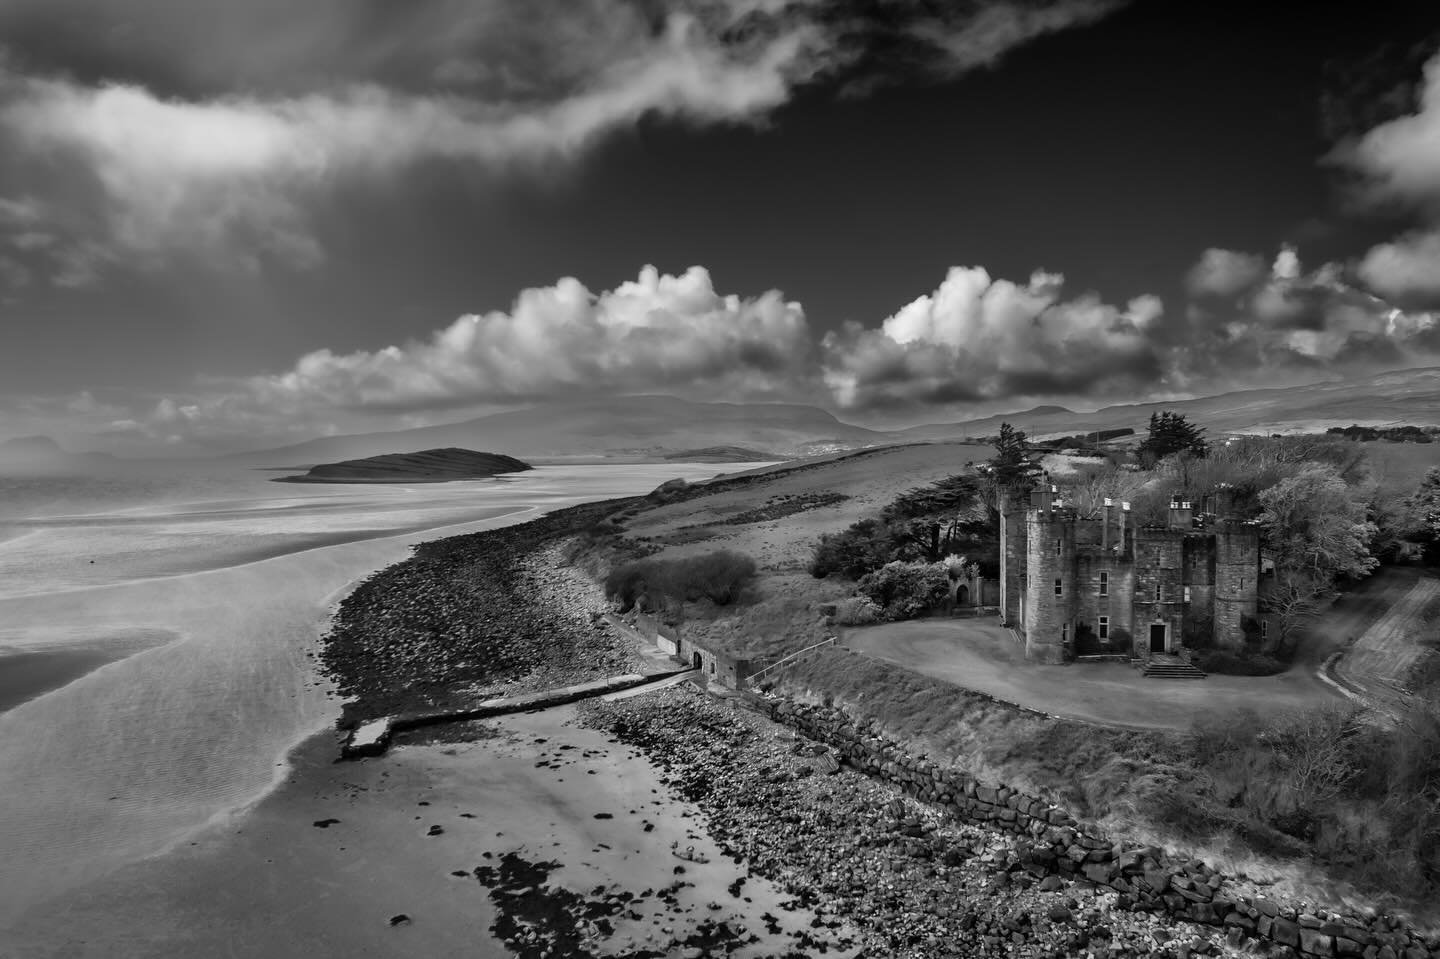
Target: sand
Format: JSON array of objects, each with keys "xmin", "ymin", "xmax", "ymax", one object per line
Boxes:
[
  {"xmin": 1, "ymin": 704, "xmax": 854, "ymax": 959},
  {"xmin": 0, "ymin": 630, "xmax": 173, "ymax": 714}
]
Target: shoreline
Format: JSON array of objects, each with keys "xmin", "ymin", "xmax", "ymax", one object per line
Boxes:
[
  {"xmin": 308, "ymin": 481, "xmax": 1440, "ymax": 957},
  {"xmin": 308, "ymin": 499, "xmax": 1245, "ymax": 956}
]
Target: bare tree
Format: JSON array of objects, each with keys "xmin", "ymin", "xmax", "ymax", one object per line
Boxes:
[{"xmin": 1264, "ymin": 570, "xmax": 1332, "ymax": 652}]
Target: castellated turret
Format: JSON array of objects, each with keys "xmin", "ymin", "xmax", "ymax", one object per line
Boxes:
[
  {"xmin": 1021, "ymin": 485, "xmax": 1071, "ymax": 664},
  {"xmin": 999, "ymin": 483, "xmax": 1264, "ymax": 663}
]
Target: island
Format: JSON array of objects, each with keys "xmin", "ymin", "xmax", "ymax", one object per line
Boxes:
[{"xmin": 273, "ymin": 447, "xmax": 533, "ymax": 483}]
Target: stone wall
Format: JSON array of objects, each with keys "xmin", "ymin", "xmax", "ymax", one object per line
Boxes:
[
  {"xmin": 1132, "ymin": 530, "xmax": 1186, "ymax": 655},
  {"xmin": 1214, "ymin": 525, "xmax": 1262, "ymax": 649},
  {"xmin": 763, "ymin": 698, "xmax": 1436, "ymax": 959},
  {"xmin": 630, "ymin": 613, "xmax": 766, "ymax": 689},
  {"xmin": 674, "ymin": 633, "xmax": 762, "ymax": 689}
]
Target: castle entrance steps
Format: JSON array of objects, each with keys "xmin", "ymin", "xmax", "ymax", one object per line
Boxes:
[{"xmin": 1141, "ymin": 654, "xmax": 1207, "ymax": 680}]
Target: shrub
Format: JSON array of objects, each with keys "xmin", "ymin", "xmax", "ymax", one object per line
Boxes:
[
  {"xmin": 1195, "ymin": 650, "xmax": 1287, "ymax": 676},
  {"xmin": 832, "ymin": 596, "xmax": 883, "ymax": 626},
  {"xmin": 856, "ymin": 561, "xmax": 951, "ymax": 620},
  {"xmin": 810, "ymin": 519, "xmax": 894, "ymax": 579},
  {"xmin": 604, "ymin": 550, "xmax": 758, "ymax": 612}
]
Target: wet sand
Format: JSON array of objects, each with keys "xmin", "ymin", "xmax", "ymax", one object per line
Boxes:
[
  {"xmin": 1, "ymin": 706, "xmax": 853, "ymax": 958},
  {"xmin": 0, "ymin": 631, "xmax": 173, "ymax": 714}
]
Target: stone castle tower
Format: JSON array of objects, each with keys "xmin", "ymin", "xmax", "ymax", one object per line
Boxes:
[{"xmin": 1000, "ymin": 483, "xmax": 1264, "ymax": 663}]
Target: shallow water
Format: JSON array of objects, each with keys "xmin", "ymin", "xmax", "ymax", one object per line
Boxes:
[
  {"xmin": 0, "ymin": 464, "xmax": 733, "ymax": 927},
  {"xmin": 0, "ymin": 708, "xmax": 856, "ymax": 958}
]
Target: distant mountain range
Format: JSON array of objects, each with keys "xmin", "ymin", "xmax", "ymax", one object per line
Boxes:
[
  {"xmin": 7, "ymin": 367, "xmax": 1440, "ymax": 471},
  {"xmin": 0, "ymin": 435, "xmax": 118, "ymax": 474},
  {"xmin": 273, "ymin": 448, "xmax": 533, "ymax": 484},
  {"xmin": 897, "ymin": 367, "xmax": 1440, "ymax": 442},
  {"xmin": 227, "ymin": 396, "xmax": 886, "ymax": 466}
]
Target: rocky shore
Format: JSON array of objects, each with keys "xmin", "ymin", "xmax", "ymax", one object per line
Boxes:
[
  {"xmin": 321, "ymin": 499, "xmax": 648, "ymax": 723},
  {"xmin": 581, "ymin": 687, "xmax": 1242, "ymax": 958}
]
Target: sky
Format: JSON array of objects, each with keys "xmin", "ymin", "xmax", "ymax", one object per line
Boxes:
[{"xmin": 1, "ymin": 0, "xmax": 1439, "ymax": 455}]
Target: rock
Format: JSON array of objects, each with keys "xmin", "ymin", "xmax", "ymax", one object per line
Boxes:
[{"xmin": 388, "ymin": 914, "xmax": 411, "ymax": 927}]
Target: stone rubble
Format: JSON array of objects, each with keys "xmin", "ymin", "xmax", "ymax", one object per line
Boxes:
[{"xmin": 583, "ymin": 688, "xmax": 1258, "ymax": 958}]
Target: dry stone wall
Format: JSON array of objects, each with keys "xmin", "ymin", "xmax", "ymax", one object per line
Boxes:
[{"xmin": 764, "ymin": 698, "xmax": 1436, "ymax": 959}]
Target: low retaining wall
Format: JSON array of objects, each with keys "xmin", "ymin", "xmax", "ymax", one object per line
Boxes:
[
  {"xmin": 761, "ymin": 698, "xmax": 1436, "ymax": 959},
  {"xmin": 342, "ymin": 670, "xmax": 687, "ymax": 759}
]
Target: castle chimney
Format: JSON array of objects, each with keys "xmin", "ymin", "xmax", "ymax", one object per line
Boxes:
[
  {"xmin": 1028, "ymin": 483, "xmax": 1055, "ymax": 516},
  {"xmin": 1120, "ymin": 501, "xmax": 1130, "ymax": 554},
  {"xmin": 1102, "ymin": 497, "xmax": 1113, "ymax": 551},
  {"xmin": 1169, "ymin": 499, "xmax": 1194, "ymax": 531}
]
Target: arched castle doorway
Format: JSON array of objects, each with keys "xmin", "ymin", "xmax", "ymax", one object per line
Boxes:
[{"xmin": 956, "ymin": 583, "xmax": 969, "ymax": 607}]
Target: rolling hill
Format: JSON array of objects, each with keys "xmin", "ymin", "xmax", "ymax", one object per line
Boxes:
[{"xmin": 897, "ymin": 367, "xmax": 1440, "ymax": 441}]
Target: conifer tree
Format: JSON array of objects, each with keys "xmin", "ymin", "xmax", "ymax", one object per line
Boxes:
[
  {"xmin": 988, "ymin": 422, "xmax": 1041, "ymax": 490},
  {"xmin": 1138, "ymin": 410, "xmax": 1209, "ymax": 461}
]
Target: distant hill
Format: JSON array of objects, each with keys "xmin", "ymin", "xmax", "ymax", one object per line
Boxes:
[
  {"xmin": 231, "ymin": 396, "xmax": 886, "ymax": 465},
  {"xmin": 274, "ymin": 448, "xmax": 532, "ymax": 484},
  {"xmin": 660, "ymin": 446, "xmax": 783, "ymax": 462},
  {"xmin": 213, "ymin": 368, "xmax": 1440, "ymax": 468},
  {"xmin": 896, "ymin": 367, "xmax": 1440, "ymax": 441}
]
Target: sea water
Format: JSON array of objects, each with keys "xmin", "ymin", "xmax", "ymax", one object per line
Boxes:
[{"xmin": 0, "ymin": 463, "xmax": 735, "ymax": 926}]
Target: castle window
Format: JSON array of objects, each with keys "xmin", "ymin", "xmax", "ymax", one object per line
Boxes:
[
  {"xmin": 1098, "ymin": 616, "xmax": 1109, "ymax": 639},
  {"xmin": 1155, "ymin": 583, "xmax": 1161, "ymax": 602},
  {"xmin": 1055, "ymin": 538, "xmax": 1062, "ymax": 556},
  {"xmin": 1183, "ymin": 586, "xmax": 1192, "ymax": 603},
  {"xmin": 1054, "ymin": 578, "xmax": 1063, "ymax": 596},
  {"xmin": 1099, "ymin": 572, "xmax": 1109, "ymax": 596},
  {"xmin": 1261, "ymin": 620, "xmax": 1269, "ymax": 640}
]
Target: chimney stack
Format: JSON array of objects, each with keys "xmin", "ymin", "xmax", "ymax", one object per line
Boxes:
[
  {"xmin": 1169, "ymin": 499, "xmax": 1194, "ymax": 531},
  {"xmin": 1120, "ymin": 501, "xmax": 1130, "ymax": 554},
  {"xmin": 1102, "ymin": 497, "xmax": 1113, "ymax": 551},
  {"xmin": 1029, "ymin": 483, "xmax": 1056, "ymax": 516}
]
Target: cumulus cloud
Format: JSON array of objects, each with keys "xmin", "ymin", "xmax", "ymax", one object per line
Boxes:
[
  {"xmin": 1358, "ymin": 228, "xmax": 1440, "ymax": 301},
  {"xmin": 0, "ymin": 0, "xmax": 1130, "ymax": 277},
  {"xmin": 1185, "ymin": 248, "xmax": 1268, "ymax": 299},
  {"xmin": 819, "ymin": 267, "xmax": 1165, "ymax": 409},
  {"xmin": 246, "ymin": 265, "xmax": 815, "ymax": 411},
  {"xmin": 1335, "ymin": 47, "xmax": 1440, "ymax": 210},
  {"xmin": 1334, "ymin": 45, "xmax": 1440, "ymax": 305},
  {"xmin": 1180, "ymin": 245, "xmax": 1439, "ymax": 383}
]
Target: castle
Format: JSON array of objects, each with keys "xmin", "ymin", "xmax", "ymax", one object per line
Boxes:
[{"xmin": 999, "ymin": 484, "xmax": 1267, "ymax": 664}]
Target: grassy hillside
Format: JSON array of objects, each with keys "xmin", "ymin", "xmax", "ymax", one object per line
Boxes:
[{"xmin": 573, "ymin": 438, "xmax": 1440, "ymax": 919}]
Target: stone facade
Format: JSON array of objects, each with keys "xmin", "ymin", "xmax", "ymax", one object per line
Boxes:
[{"xmin": 1002, "ymin": 485, "xmax": 1266, "ymax": 661}]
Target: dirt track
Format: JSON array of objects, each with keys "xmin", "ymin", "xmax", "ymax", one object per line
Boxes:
[{"xmin": 844, "ymin": 616, "xmax": 1347, "ymax": 731}]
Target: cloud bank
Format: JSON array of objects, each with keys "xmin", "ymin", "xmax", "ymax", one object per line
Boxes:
[
  {"xmin": 89, "ymin": 245, "xmax": 1428, "ymax": 450},
  {"xmin": 250, "ymin": 265, "xmax": 815, "ymax": 411},
  {"xmin": 0, "ymin": 0, "xmax": 1127, "ymax": 282}
]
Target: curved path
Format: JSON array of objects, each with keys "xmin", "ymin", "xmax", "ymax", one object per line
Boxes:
[{"xmin": 844, "ymin": 617, "xmax": 1347, "ymax": 732}]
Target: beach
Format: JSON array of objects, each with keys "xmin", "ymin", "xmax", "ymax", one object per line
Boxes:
[{"xmin": 0, "ymin": 464, "xmax": 738, "ymax": 943}]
